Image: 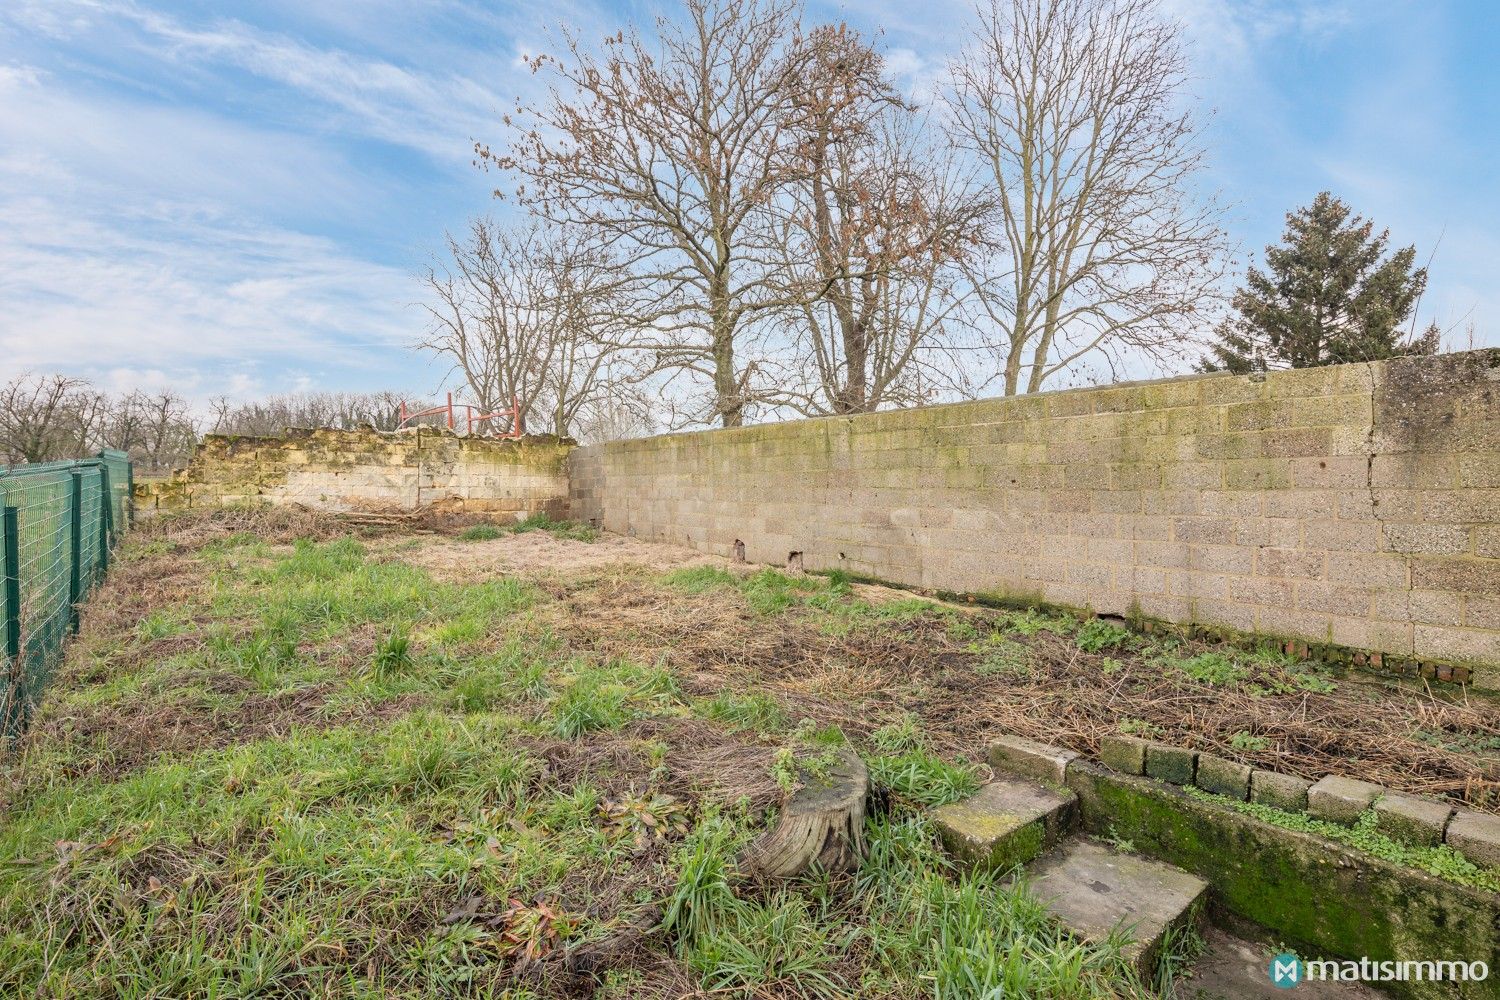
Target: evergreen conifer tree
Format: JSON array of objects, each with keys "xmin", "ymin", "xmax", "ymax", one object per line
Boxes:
[{"xmin": 1202, "ymin": 192, "xmax": 1438, "ymax": 372}]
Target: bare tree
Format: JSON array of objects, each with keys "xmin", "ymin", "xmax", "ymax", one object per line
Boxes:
[
  {"xmin": 946, "ymin": 0, "xmax": 1230, "ymax": 395},
  {"xmin": 484, "ymin": 0, "xmax": 818, "ymax": 427},
  {"xmin": 418, "ymin": 219, "xmax": 643, "ymax": 439},
  {"xmin": 209, "ymin": 391, "xmax": 408, "ymax": 437},
  {"xmin": 773, "ymin": 26, "xmax": 988, "ymax": 415},
  {"xmin": 0, "ymin": 374, "xmax": 93, "ymax": 464}
]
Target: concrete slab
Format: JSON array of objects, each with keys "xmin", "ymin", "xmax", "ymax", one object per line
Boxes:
[
  {"xmin": 932, "ymin": 776, "xmax": 1076, "ymax": 871},
  {"xmin": 1307, "ymin": 775, "xmax": 1384, "ymax": 825},
  {"xmin": 1027, "ymin": 837, "xmax": 1208, "ymax": 977},
  {"xmin": 989, "ymin": 734, "xmax": 1080, "ymax": 785},
  {"xmin": 1174, "ymin": 927, "xmax": 1384, "ymax": 999}
]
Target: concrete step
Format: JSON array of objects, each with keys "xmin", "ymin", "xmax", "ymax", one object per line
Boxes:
[
  {"xmin": 931, "ymin": 775, "xmax": 1077, "ymax": 871},
  {"xmin": 1025, "ymin": 837, "xmax": 1208, "ymax": 978}
]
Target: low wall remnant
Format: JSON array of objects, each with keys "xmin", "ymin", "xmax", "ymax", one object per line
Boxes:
[{"xmin": 137, "ymin": 426, "xmax": 573, "ymax": 518}]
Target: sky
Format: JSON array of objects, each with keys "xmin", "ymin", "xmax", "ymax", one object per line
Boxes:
[{"xmin": 1, "ymin": 0, "xmax": 1496, "ymax": 409}]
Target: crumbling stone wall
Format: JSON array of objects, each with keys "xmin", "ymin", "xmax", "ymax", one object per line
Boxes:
[
  {"xmin": 571, "ymin": 351, "xmax": 1500, "ymax": 689},
  {"xmin": 137, "ymin": 426, "xmax": 573, "ymax": 518}
]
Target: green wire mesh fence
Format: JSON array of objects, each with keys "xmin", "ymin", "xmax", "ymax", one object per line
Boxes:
[{"xmin": 1, "ymin": 449, "xmax": 132, "ymax": 737}]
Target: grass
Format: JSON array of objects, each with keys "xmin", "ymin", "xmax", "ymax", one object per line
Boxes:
[
  {"xmin": 458, "ymin": 514, "xmax": 599, "ymax": 543},
  {"xmin": 2, "ymin": 514, "xmax": 1489, "ymax": 998}
]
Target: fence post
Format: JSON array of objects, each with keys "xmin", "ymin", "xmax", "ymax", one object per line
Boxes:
[
  {"xmin": 98, "ymin": 466, "xmax": 113, "ymax": 574},
  {"xmin": 3, "ymin": 506, "xmax": 19, "ymax": 664},
  {"xmin": 68, "ymin": 471, "xmax": 83, "ymax": 632},
  {"xmin": 126, "ymin": 460, "xmax": 135, "ymax": 528}
]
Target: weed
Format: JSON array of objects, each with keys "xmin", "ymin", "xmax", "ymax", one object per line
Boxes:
[
  {"xmin": 136, "ymin": 609, "xmax": 187, "ymax": 642},
  {"xmin": 865, "ymin": 749, "xmax": 980, "ymax": 808},
  {"xmin": 770, "ymin": 748, "xmax": 800, "ymax": 794},
  {"xmin": 974, "ymin": 637, "xmax": 1035, "ymax": 678},
  {"xmin": 1119, "ymin": 718, "xmax": 1164, "ymax": 739},
  {"xmin": 1229, "ymin": 730, "xmax": 1271, "ymax": 752},
  {"xmin": 457, "ymin": 522, "xmax": 504, "ymax": 541},
  {"xmin": 697, "ymin": 691, "xmax": 788, "ymax": 733},
  {"xmin": 1075, "ymin": 618, "xmax": 1132, "ymax": 653},
  {"xmin": 663, "ymin": 566, "xmax": 737, "ymax": 593},
  {"xmin": 660, "ymin": 811, "xmax": 749, "ymax": 946},
  {"xmin": 1007, "ymin": 609, "xmax": 1076, "ymax": 637},
  {"xmin": 552, "ymin": 674, "xmax": 632, "ymax": 738},
  {"xmin": 1170, "ymin": 651, "xmax": 1248, "ymax": 687},
  {"xmin": 370, "ymin": 622, "xmax": 414, "ymax": 681},
  {"xmin": 512, "ymin": 512, "xmax": 599, "ymax": 542},
  {"xmin": 870, "ymin": 713, "xmax": 924, "ymax": 754},
  {"xmin": 685, "ymin": 892, "xmax": 849, "ymax": 998}
]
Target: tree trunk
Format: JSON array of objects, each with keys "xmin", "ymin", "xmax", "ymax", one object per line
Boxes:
[{"xmin": 742, "ymin": 751, "xmax": 868, "ymax": 877}]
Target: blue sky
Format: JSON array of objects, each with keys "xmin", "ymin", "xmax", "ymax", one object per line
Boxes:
[{"xmin": 1, "ymin": 0, "xmax": 1495, "ymax": 407}]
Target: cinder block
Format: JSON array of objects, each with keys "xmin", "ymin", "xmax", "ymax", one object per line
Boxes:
[
  {"xmin": 1307, "ymin": 776, "xmax": 1384, "ymax": 824},
  {"xmin": 1195, "ymin": 754, "xmax": 1251, "ymax": 800},
  {"xmin": 1383, "ymin": 523, "xmax": 1471, "ymax": 556},
  {"xmin": 1098, "ymin": 735, "xmax": 1149, "ymax": 776},
  {"xmin": 988, "ymin": 735, "xmax": 1080, "ymax": 785},
  {"xmin": 1250, "ymin": 770, "xmax": 1312, "ymax": 811},
  {"xmin": 1373, "ymin": 794, "xmax": 1453, "ymax": 847},
  {"xmin": 1445, "ymin": 810, "xmax": 1500, "ymax": 869},
  {"xmin": 1144, "ymin": 743, "xmax": 1197, "ymax": 785}
]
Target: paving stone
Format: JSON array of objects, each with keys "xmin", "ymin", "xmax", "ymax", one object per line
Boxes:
[
  {"xmin": 1027, "ymin": 837, "xmax": 1208, "ymax": 978},
  {"xmin": 1374, "ymin": 793, "xmax": 1453, "ymax": 847},
  {"xmin": 1249, "ymin": 769, "xmax": 1312, "ymax": 811},
  {"xmin": 1144, "ymin": 743, "xmax": 1197, "ymax": 785},
  {"xmin": 1195, "ymin": 754, "xmax": 1251, "ymax": 800},
  {"xmin": 1445, "ymin": 810, "xmax": 1500, "ymax": 869},
  {"xmin": 1307, "ymin": 775, "xmax": 1384, "ymax": 825},
  {"xmin": 988, "ymin": 735, "xmax": 1079, "ymax": 785},
  {"xmin": 1098, "ymin": 735, "xmax": 1148, "ymax": 775},
  {"xmin": 932, "ymin": 776, "xmax": 1077, "ymax": 871}
]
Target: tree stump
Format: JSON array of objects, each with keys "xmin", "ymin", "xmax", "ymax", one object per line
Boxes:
[{"xmin": 742, "ymin": 751, "xmax": 868, "ymax": 877}]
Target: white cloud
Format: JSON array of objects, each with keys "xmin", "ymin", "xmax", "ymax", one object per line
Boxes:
[
  {"xmin": 0, "ymin": 67, "xmax": 421, "ymax": 404},
  {"xmin": 5, "ymin": 0, "xmax": 512, "ymax": 161}
]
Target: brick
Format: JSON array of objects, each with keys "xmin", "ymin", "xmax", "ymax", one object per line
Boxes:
[
  {"xmin": 1195, "ymin": 755, "xmax": 1251, "ymax": 800},
  {"xmin": 1373, "ymin": 794, "xmax": 1453, "ymax": 847},
  {"xmin": 988, "ymin": 735, "xmax": 1079, "ymax": 785},
  {"xmin": 1144, "ymin": 743, "xmax": 1197, "ymax": 785},
  {"xmin": 1445, "ymin": 810, "xmax": 1500, "ymax": 869},
  {"xmin": 1307, "ymin": 776, "xmax": 1384, "ymax": 824},
  {"xmin": 1249, "ymin": 770, "xmax": 1312, "ymax": 811},
  {"xmin": 1098, "ymin": 735, "xmax": 1148, "ymax": 775}
]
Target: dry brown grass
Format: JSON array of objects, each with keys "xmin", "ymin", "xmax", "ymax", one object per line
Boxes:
[{"xmin": 550, "ymin": 566, "xmax": 1500, "ymax": 812}]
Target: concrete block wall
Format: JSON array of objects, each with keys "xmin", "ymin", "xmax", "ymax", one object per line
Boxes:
[
  {"xmin": 138, "ymin": 426, "xmax": 572, "ymax": 518},
  {"xmin": 571, "ymin": 351, "xmax": 1500, "ymax": 689}
]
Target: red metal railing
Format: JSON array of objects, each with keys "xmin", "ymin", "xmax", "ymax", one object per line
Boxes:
[{"xmin": 397, "ymin": 393, "xmax": 522, "ymax": 438}]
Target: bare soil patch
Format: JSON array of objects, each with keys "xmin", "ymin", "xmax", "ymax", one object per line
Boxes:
[{"xmin": 395, "ymin": 529, "xmax": 719, "ymax": 581}]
